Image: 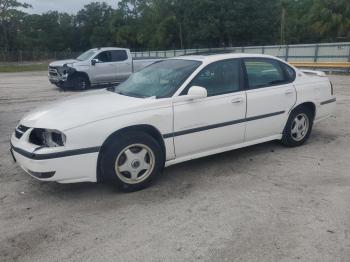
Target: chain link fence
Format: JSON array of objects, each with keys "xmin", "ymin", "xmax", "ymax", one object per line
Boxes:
[{"xmin": 0, "ymin": 50, "xmax": 80, "ymax": 63}]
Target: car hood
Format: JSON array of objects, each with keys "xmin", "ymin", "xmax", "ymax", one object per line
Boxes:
[
  {"xmin": 49, "ymin": 59, "xmax": 79, "ymax": 67},
  {"xmin": 20, "ymin": 90, "xmax": 164, "ymax": 131}
]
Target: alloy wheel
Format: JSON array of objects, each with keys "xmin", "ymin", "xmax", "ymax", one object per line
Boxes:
[
  {"xmin": 114, "ymin": 144, "xmax": 155, "ymax": 185},
  {"xmin": 291, "ymin": 113, "xmax": 309, "ymax": 142}
]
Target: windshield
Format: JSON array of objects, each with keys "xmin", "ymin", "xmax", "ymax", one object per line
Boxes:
[
  {"xmin": 113, "ymin": 59, "xmax": 202, "ymax": 98},
  {"xmin": 76, "ymin": 49, "xmax": 99, "ymax": 61}
]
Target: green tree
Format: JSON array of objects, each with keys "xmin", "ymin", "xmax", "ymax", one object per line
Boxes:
[
  {"xmin": 0, "ymin": 0, "xmax": 30, "ymax": 53},
  {"xmin": 308, "ymin": 0, "xmax": 350, "ymax": 41},
  {"xmin": 77, "ymin": 2, "xmax": 115, "ymax": 49}
]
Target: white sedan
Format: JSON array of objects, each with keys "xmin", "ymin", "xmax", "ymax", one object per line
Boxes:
[{"xmin": 10, "ymin": 54, "xmax": 336, "ymax": 191}]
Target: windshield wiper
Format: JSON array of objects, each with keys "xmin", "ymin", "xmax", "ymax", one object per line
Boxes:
[
  {"xmin": 113, "ymin": 89, "xmax": 130, "ymax": 97},
  {"xmin": 106, "ymin": 86, "xmax": 115, "ymax": 92}
]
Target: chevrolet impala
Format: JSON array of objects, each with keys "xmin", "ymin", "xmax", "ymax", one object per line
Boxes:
[{"xmin": 10, "ymin": 54, "xmax": 336, "ymax": 191}]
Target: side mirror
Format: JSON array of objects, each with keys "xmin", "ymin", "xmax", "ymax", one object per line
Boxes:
[
  {"xmin": 187, "ymin": 86, "xmax": 207, "ymax": 100},
  {"xmin": 91, "ymin": 59, "xmax": 99, "ymax": 66}
]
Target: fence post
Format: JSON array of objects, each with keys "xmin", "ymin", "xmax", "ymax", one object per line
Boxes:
[
  {"xmin": 314, "ymin": 44, "xmax": 319, "ymax": 62},
  {"xmin": 348, "ymin": 46, "xmax": 350, "ymax": 74},
  {"xmin": 241, "ymin": 47, "xmax": 245, "ymax": 53},
  {"xmin": 262, "ymin": 46, "xmax": 265, "ymax": 54},
  {"xmin": 174, "ymin": 50, "xmax": 176, "ymax": 57},
  {"xmin": 285, "ymin": 45, "xmax": 289, "ymax": 61}
]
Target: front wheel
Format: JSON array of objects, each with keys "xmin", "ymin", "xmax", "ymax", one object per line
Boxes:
[
  {"xmin": 281, "ymin": 106, "xmax": 314, "ymax": 147},
  {"xmin": 73, "ymin": 75, "xmax": 90, "ymax": 90},
  {"xmin": 99, "ymin": 132, "xmax": 164, "ymax": 191}
]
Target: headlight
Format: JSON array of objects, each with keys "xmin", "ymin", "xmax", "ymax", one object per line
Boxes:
[
  {"xmin": 58, "ymin": 67, "xmax": 67, "ymax": 75},
  {"xmin": 29, "ymin": 129, "xmax": 66, "ymax": 147},
  {"xmin": 58, "ymin": 65, "xmax": 74, "ymax": 75}
]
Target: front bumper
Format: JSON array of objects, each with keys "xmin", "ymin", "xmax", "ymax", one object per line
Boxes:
[
  {"xmin": 48, "ymin": 73, "xmax": 69, "ymax": 86},
  {"xmin": 48, "ymin": 66, "xmax": 73, "ymax": 87},
  {"xmin": 10, "ymin": 131, "xmax": 99, "ymax": 184}
]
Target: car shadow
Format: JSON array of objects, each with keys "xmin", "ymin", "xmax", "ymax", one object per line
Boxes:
[
  {"xmin": 19, "ymin": 125, "xmax": 338, "ymax": 205},
  {"xmin": 36, "ymin": 140, "xmax": 284, "ymax": 200}
]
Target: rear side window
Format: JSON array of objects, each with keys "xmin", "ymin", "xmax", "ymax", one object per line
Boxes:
[
  {"xmin": 95, "ymin": 51, "xmax": 111, "ymax": 63},
  {"xmin": 281, "ymin": 62, "xmax": 296, "ymax": 82},
  {"xmin": 111, "ymin": 50, "xmax": 128, "ymax": 62},
  {"xmin": 244, "ymin": 58, "xmax": 288, "ymax": 89},
  {"xmin": 187, "ymin": 59, "xmax": 242, "ymax": 97}
]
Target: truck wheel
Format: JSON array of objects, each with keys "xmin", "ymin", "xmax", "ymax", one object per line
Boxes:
[
  {"xmin": 99, "ymin": 131, "xmax": 164, "ymax": 192},
  {"xmin": 281, "ymin": 106, "xmax": 313, "ymax": 147},
  {"xmin": 73, "ymin": 75, "xmax": 90, "ymax": 90}
]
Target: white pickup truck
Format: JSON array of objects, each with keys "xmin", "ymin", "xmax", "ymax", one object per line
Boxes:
[{"xmin": 48, "ymin": 47, "xmax": 161, "ymax": 89}]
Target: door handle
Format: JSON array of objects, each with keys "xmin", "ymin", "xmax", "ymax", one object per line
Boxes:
[
  {"xmin": 231, "ymin": 98, "xmax": 244, "ymax": 104},
  {"xmin": 285, "ymin": 89, "xmax": 294, "ymax": 95}
]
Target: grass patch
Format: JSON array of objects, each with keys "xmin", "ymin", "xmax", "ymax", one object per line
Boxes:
[{"xmin": 0, "ymin": 63, "xmax": 48, "ymax": 73}]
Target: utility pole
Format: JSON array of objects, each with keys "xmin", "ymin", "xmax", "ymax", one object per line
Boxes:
[{"xmin": 280, "ymin": 0, "xmax": 287, "ymax": 45}]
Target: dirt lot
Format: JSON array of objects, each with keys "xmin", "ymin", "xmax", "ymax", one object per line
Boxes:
[{"xmin": 0, "ymin": 72, "xmax": 349, "ymax": 262}]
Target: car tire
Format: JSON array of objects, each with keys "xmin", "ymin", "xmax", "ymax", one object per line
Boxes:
[
  {"xmin": 99, "ymin": 131, "xmax": 164, "ymax": 192},
  {"xmin": 281, "ymin": 106, "xmax": 314, "ymax": 147},
  {"xmin": 73, "ymin": 75, "xmax": 90, "ymax": 90}
]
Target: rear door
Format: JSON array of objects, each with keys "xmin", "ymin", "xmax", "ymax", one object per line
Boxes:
[
  {"xmin": 243, "ymin": 58, "xmax": 297, "ymax": 141},
  {"xmin": 173, "ymin": 59, "xmax": 247, "ymax": 158},
  {"xmin": 111, "ymin": 50, "xmax": 132, "ymax": 83}
]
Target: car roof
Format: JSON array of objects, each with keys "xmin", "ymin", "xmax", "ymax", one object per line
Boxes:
[
  {"xmin": 91, "ymin": 47, "xmax": 128, "ymax": 51},
  {"xmin": 170, "ymin": 53, "xmax": 283, "ymax": 63}
]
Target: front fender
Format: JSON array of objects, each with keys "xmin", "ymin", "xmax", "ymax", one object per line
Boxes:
[{"xmin": 64, "ymin": 106, "xmax": 175, "ymax": 161}]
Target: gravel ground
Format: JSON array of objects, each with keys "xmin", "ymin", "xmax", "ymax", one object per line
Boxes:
[{"xmin": 0, "ymin": 72, "xmax": 350, "ymax": 262}]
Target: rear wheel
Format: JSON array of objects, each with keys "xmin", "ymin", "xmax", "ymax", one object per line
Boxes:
[
  {"xmin": 281, "ymin": 106, "xmax": 314, "ymax": 147},
  {"xmin": 100, "ymin": 132, "xmax": 164, "ymax": 191}
]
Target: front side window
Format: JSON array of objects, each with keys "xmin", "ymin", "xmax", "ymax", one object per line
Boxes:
[
  {"xmin": 113, "ymin": 59, "xmax": 202, "ymax": 98},
  {"xmin": 185, "ymin": 59, "xmax": 241, "ymax": 97},
  {"xmin": 244, "ymin": 59, "xmax": 287, "ymax": 89},
  {"xmin": 95, "ymin": 51, "xmax": 111, "ymax": 63},
  {"xmin": 111, "ymin": 50, "xmax": 128, "ymax": 62}
]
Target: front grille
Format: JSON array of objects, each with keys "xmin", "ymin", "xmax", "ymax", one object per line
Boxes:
[
  {"xmin": 15, "ymin": 125, "xmax": 29, "ymax": 139},
  {"xmin": 49, "ymin": 66, "xmax": 59, "ymax": 76}
]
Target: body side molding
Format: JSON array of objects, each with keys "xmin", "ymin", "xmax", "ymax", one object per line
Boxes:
[{"xmin": 163, "ymin": 111, "xmax": 286, "ymax": 138}]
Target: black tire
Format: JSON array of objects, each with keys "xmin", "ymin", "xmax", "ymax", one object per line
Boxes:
[
  {"xmin": 73, "ymin": 74, "xmax": 90, "ymax": 90},
  {"xmin": 281, "ymin": 106, "xmax": 314, "ymax": 147},
  {"xmin": 99, "ymin": 131, "xmax": 164, "ymax": 192}
]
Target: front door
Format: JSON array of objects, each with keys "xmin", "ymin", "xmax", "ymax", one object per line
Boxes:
[
  {"xmin": 173, "ymin": 59, "xmax": 247, "ymax": 158},
  {"xmin": 92, "ymin": 51, "xmax": 118, "ymax": 84},
  {"xmin": 243, "ymin": 58, "xmax": 297, "ymax": 141}
]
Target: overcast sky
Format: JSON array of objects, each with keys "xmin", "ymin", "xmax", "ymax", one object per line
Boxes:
[{"xmin": 24, "ymin": 0, "xmax": 118, "ymax": 14}]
